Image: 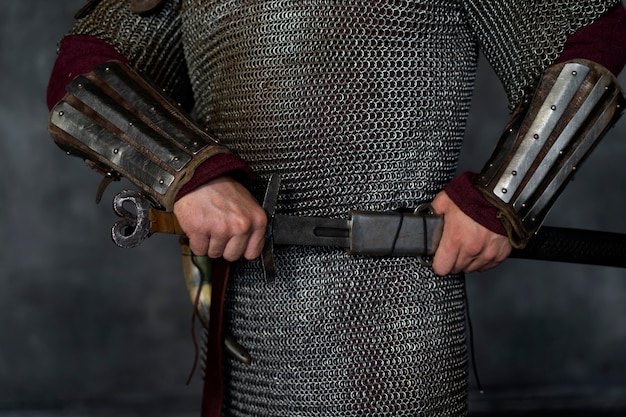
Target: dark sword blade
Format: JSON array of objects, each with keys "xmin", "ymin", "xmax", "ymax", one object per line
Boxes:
[
  {"xmin": 131, "ymin": 174, "xmax": 626, "ymax": 269},
  {"xmin": 272, "ymin": 214, "xmax": 351, "ymax": 248},
  {"xmin": 271, "ymin": 210, "xmax": 626, "ymax": 269},
  {"xmin": 271, "ymin": 211, "xmax": 444, "ymax": 257},
  {"xmin": 511, "ymin": 226, "xmax": 626, "ymax": 269}
]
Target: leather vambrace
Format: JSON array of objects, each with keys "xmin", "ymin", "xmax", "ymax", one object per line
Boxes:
[
  {"xmin": 476, "ymin": 59, "xmax": 625, "ymax": 248},
  {"xmin": 48, "ymin": 60, "xmax": 231, "ymax": 211}
]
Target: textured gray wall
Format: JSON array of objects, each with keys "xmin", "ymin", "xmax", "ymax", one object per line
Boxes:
[
  {"xmin": 1, "ymin": 1, "xmax": 203, "ymax": 414},
  {"xmin": 1, "ymin": 0, "xmax": 626, "ymax": 414}
]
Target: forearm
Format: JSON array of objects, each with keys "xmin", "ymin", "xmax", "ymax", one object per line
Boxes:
[
  {"xmin": 47, "ymin": 2, "xmax": 253, "ymax": 205},
  {"xmin": 445, "ymin": 3, "xmax": 626, "ymax": 244}
]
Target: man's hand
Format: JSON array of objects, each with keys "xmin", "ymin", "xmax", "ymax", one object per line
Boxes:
[
  {"xmin": 173, "ymin": 176, "xmax": 267, "ymax": 261},
  {"xmin": 430, "ymin": 190, "xmax": 512, "ymax": 276}
]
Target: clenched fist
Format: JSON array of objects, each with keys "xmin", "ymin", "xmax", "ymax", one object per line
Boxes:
[{"xmin": 173, "ymin": 176, "xmax": 267, "ymax": 261}]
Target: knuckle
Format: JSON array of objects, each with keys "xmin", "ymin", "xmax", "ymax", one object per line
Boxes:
[
  {"xmin": 230, "ymin": 216, "xmax": 253, "ymax": 235},
  {"xmin": 208, "ymin": 245, "xmax": 224, "ymax": 259},
  {"xmin": 249, "ymin": 211, "xmax": 265, "ymax": 229},
  {"xmin": 211, "ymin": 221, "xmax": 229, "ymax": 238},
  {"xmin": 189, "ymin": 241, "xmax": 208, "ymax": 257},
  {"xmin": 480, "ymin": 246, "xmax": 498, "ymax": 262},
  {"xmin": 465, "ymin": 242, "xmax": 483, "ymax": 258},
  {"xmin": 232, "ymin": 209, "xmax": 267, "ymax": 235}
]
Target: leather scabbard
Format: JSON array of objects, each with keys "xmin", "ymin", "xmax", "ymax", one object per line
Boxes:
[{"xmin": 201, "ymin": 258, "xmax": 231, "ymax": 417}]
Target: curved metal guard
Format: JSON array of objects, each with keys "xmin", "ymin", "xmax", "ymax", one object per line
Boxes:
[{"xmin": 111, "ymin": 190, "xmax": 152, "ymax": 248}]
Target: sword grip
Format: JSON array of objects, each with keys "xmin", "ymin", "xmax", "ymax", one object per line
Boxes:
[{"xmin": 149, "ymin": 208, "xmax": 185, "ymax": 235}]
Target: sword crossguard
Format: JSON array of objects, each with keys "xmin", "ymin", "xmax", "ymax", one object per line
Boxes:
[{"xmin": 260, "ymin": 174, "xmax": 282, "ymax": 283}]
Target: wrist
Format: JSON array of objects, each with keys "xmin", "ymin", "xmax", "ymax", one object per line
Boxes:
[
  {"xmin": 444, "ymin": 172, "xmax": 507, "ymax": 236},
  {"xmin": 175, "ymin": 154, "xmax": 254, "ymax": 201}
]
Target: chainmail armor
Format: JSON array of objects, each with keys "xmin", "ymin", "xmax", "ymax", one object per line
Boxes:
[
  {"xmin": 462, "ymin": 0, "xmax": 621, "ymax": 109},
  {"xmin": 178, "ymin": 1, "xmax": 615, "ymax": 415},
  {"xmin": 183, "ymin": 1, "xmax": 474, "ymax": 415},
  {"xmin": 68, "ymin": 0, "xmax": 618, "ymax": 415},
  {"xmin": 69, "ymin": 0, "xmax": 193, "ymax": 108}
]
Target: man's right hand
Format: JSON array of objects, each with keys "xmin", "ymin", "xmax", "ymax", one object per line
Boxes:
[{"xmin": 173, "ymin": 176, "xmax": 268, "ymax": 261}]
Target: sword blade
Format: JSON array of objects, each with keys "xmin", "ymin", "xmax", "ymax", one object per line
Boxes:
[
  {"xmin": 271, "ymin": 211, "xmax": 444, "ymax": 256},
  {"xmin": 134, "ymin": 180, "xmax": 626, "ymax": 269},
  {"xmin": 512, "ymin": 226, "xmax": 626, "ymax": 268},
  {"xmin": 272, "ymin": 214, "xmax": 351, "ymax": 248},
  {"xmin": 272, "ymin": 210, "xmax": 626, "ymax": 269}
]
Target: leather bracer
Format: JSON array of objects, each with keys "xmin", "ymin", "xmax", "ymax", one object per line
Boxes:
[
  {"xmin": 48, "ymin": 60, "xmax": 231, "ymax": 210},
  {"xmin": 476, "ymin": 59, "xmax": 625, "ymax": 248}
]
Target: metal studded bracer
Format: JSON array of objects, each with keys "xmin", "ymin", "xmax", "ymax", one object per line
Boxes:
[
  {"xmin": 476, "ymin": 59, "xmax": 625, "ymax": 247},
  {"xmin": 48, "ymin": 60, "xmax": 231, "ymax": 210}
]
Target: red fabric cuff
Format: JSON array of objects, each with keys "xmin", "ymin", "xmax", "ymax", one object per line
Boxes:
[
  {"xmin": 175, "ymin": 153, "xmax": 254, "ymax": 201},
  {"xmin": 444, "ymin": 172, "xmax": 507, "ymax": 236},
  {"xmin": 47, "ymin": 35, "xmax": 128, "ymax": 110},
  {"xmin": 556, "ymin": 3, "xmax": 626, "ymax": 75}
]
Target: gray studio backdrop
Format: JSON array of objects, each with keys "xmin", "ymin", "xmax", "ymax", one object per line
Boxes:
[{"xmin": 2, "ymin": 1, "xmax": 626, "ymax": 415}]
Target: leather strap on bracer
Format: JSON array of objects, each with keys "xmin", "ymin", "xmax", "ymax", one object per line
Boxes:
[
  {"xmin": 476, "ymin": 59, "xmax": 625, "ymax": 248},
  {"xmin": 48, "ymin": 60, "xmax": 231, "ymax": 210}
]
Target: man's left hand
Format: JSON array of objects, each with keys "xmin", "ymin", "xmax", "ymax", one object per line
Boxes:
[{"xmin": 430, "ymin": 190, "xmax": 512, "ymax": 276}]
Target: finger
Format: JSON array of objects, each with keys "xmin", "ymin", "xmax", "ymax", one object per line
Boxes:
[
  {"xmin": 466, "ymin": 245, "xmax": 511, "ymax": 273},
  {"xmin": 222, "ymin": 233, "xmax": 258, "ymax": 262},
  {"xmin": 465, "ymin": 257, "xmax": 493, "ymax": 274},
  {"xmin": 476, "ymin": 261, "xmax": 501, "ymax": 273},
  {"xmin": 187, "ymin": 235, "xmax": 209, "ymax": 257},
  {"xmin": 242, "ymin": 230, "xmax": 266, "ymax": 260},
  {"xmin": 245, "ymin": 210, "xmax": 268, "ymax": 259},
  {"xmin": 208, "ymin": 236, "xmax": 229, "ymax": 259},
  {"xmin": 432, "ymin": 242, "xmax": 460, "ymax": 276}
]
